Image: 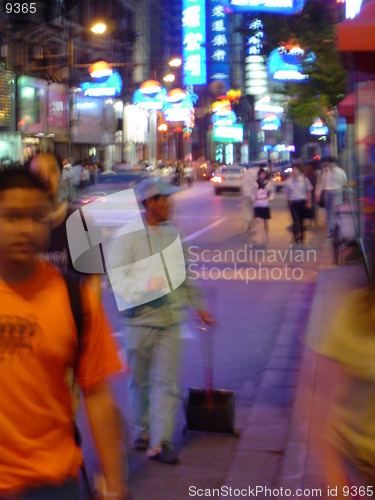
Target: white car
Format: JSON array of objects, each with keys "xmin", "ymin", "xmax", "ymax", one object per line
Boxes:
[{"xmin": 210, "ymin": 166, "xmax": 246, "ymax": 195}]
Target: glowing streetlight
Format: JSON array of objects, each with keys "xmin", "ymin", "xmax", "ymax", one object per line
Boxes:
[
  {"xmin": 163, "ymin": 74, "xmax": 175, "ymax": 83},
  {"xmin": 91, "ymin": 23, "xmax": 107, "ymax": 34},
  {"xmin": 168, "ymin": 58, "xmax": 182, "ymax": 68}
]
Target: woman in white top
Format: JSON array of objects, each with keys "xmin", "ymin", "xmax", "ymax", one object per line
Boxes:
[
  {"xmin": 284, "ymin": 164, "xmax": 313, "ymax": 244},
  {"xmin": 253, "ymin": 167, "xmax": 273, "ymax": 245}
]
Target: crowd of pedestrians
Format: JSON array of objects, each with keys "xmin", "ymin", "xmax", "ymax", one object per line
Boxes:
[{"xmin": 241, "ymin": 157, "xmax": 347, "ymax": 246}]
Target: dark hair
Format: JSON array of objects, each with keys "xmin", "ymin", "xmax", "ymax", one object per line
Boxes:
[
  {"xmin": 23, "ymin": 152, "xmax": 63, "ymax": 174},
  {"xmin": 0, "ymin": 166, "xmax": 49, "ymax": 194},
  {"xmin": 258, "ymin": 167, "xmax": 266, "ymax": 176},
  {"xmin": 292, "ymin": 163, "xmax": 303, "ymax": 173}
]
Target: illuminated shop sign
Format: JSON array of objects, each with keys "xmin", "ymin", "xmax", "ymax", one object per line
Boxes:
[
  {"xmin": 163, "ymin": 88, "xmax": 197, "ymax": 125},
  {"xmin": 211, "ymin": 99, "xmax": 236, "ymax": 125},
  {"xmin": 309, "ymin": 118, "xmax": 329, "ymax": 136},
  {"xmin": 260, "ymin": 114, "xmax": 281, "ymax": 131},
  {"xmin": 267, "ymin": 44, "xmax": 316, "ymax": 82},
  {"xmin": 207, "ymin": 0, "xmax": 229, "ymax": 91},
  {"xmin": 245, "ymin": 20, "xmax": 268, "ymax": 96},
  {"xmin": 213, "ymin": 124, "xmax": 243, "ymax": 142},
  {"xmin": 346, "ymin": 0, "xmax": 362, "ymax": 19},
  {"xmin": 80, "ymin": 71, "xmax": 123, "ymax": 97},
  {"xmin": 132, "ymin": 84, "xmax": 167, "ymax": 111},
  {"xmin": 222, "ymin": 0, "xmax": 306, "ymax": 15},
  {"xmin": 182, "ymin": 0, "xmax": 207, "ymax": 86}
]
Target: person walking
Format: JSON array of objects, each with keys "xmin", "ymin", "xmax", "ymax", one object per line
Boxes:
[
  {"xmin": 318, "ymin": 280, "xmax": 375, "ymax": 497},
  {"xmin": 253, "ymin": 167, "xmax": 274, "ymax": 245},
  {"xmin": 284, "ymin": 163, "xmax": 313, "ymax": 245},
  {"xmin": 315, "ymin": 157, "xmax": 348, "ymax": 236},
  {"xmin": 305, "ymin": 161, "xmax": 318, "ymax": 227},
  {"xmin": 0, "ymin": 167, "xmax": 128, "ymax": 499},
  {"xmin": 104, "ymin": 177, "xmax": 215, "ymax": 465},
  {"xmin": 242, "ymin": 167, "xmax": 257, "ymax": 233}
]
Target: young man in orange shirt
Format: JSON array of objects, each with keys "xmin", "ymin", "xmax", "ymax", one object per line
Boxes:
[{"xmin": 0, "ymin": 167, "xmax": 128, "ymax": 500}]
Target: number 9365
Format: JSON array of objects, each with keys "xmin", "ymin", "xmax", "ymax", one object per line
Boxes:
[{"xmin": 5, "ymin": 3, "xmax": 37, "ymax": 14}]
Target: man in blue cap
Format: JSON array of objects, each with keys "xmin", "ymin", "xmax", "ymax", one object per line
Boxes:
[{"xmin": 104, "ymin": 177, "xmax": 214, "ymax": 464}]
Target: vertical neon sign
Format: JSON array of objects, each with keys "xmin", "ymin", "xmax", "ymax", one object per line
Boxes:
[
  {"xmin": 346, "ymin": 0, "xmax": 362, "ymax": 19},
  {"xmin": 182, "ymin": 0, "xmax": 207, "ymax": 86},
  {"xmin": 208, "ymin": 0, "xmax": 230, "ymax": 91}
]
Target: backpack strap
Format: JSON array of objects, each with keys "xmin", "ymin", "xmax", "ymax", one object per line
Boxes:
[{"xmin": 63, "ymin": 275, "xmax": 83, "ymax": 353}]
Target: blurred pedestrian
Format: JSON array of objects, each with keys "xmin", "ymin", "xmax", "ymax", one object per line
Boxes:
[
  {"xmin": 253, "ymin": 167, "xmax": 274, "ymax": 245},
  {"xmin": 242, "ymin": 167, "xmax": 257, "ymax": 233},
  {"xmin": 318, "ymin": 280, "xmax": 375, "ymax": 497},
  {"xmin": 61, "ymin": 157, "xmax": 74, "ymax": 201},
  {"xmin": 305, "ymin": 161, "xmax": 318, "ymax": 227},
  {"xmin": 184, "ymin": 165, "xmax": 194, "ymax": 189},
  {"xmin": 284, "ymin": 163, "xmax": 313, "ymax": 245},
  {"xmin": 315, "ymin": 157, "xmax": 348, "ymax": 236},
  {"xmin": 105, "ymin": 177, "xmax": 215, "ymax": 464},
  {"xmin": 0, "ymin": 166, "xmax": 128, "ymax": 500},
  {"xmin": 29, "ymin": 152, "xmax": 101, "ymax": 296}
]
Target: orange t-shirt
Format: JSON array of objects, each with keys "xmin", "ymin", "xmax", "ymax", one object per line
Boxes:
[{"xmin": 0, "ymin": 261, "xmax": 123, "ymax": 494}]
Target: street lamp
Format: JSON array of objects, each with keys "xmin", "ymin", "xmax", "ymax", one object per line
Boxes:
[
  {"xmin": 163, "ymin": 74, "xmax": 175, "ymax": 83},
  {"xmin": 91, "ymin": 23, "xmax": 107, "ymax": 34},
  {"xmin": 168, "ymin": 58, "xmax": 182, "ymax": 68}
]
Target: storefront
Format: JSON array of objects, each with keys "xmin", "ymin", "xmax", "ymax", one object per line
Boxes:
[
  {"xmin": 46, "ymin": 83, "xmax": 69, "ymax": 160},
  {"xmin": 337, "ymin": 0, "xmax": 375, "ymax": 280},
  {"xmin": 71, "ymin": 94, "xmax": 118, "ymax": 169}
]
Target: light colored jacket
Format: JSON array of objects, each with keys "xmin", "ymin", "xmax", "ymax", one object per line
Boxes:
[
  {"xmin": 104, "ymin": 217, "xmax": 206, "ymax": 327},
  {"xmin": 316, "ymin": 164, "xmax": 347, "ymax": 197}
]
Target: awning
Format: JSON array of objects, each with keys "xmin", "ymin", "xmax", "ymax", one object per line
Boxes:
[
  {"xmin": 337, "ymin": 80, "xmax": 375, "ymax": 123},
  {"xmin": 337, "ymin": 0, "xmax": 375, "ymax": 72}
]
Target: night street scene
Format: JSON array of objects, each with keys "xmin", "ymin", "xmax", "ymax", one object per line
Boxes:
[{"xmin": 0, "ymin": 0, "xmax": 374, "ymax": 499}]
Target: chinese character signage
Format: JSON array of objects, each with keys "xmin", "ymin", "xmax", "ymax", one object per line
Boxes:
[
  {"xmin": 207, "ymin": 0, "xmax": 230, "ymax": 91},
  {"xmin": 182, "ymin": 0, "xmax": 207, "ymax": 86},
  {"xmin": 47, "ymin": 84, "xmax": 68, "ymax": 133}
]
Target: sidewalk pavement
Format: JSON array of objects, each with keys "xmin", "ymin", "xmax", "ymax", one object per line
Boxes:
[{"xmin": 278, "ymin": 242, "xmax": 369, "ymax": 496}]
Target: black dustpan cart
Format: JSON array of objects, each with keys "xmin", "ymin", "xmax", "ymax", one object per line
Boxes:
[{"xmin": 185, "ymin": 325, "xmax": 239, "ymax": 436}]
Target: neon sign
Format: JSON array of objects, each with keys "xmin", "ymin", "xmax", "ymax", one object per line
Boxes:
[
  {"xmin": 213, "ymin": 124, "xmax": 243, "ymax": 142},
  {"xmin": 207, "ymin": 0, "xmax": 229, "ymax": 91},
  {"xmin": 132, "ymin": 83, "xmax": 167, "ymax": 110},
  {"xmin": 80, "ymin": 70, "xmax": 122, "ymax": 97},
  {"xmin": 182, "ymin": 0, "xmax": 207, "ymax": 86},
  {"xmin": 310, "ymin": 118, "xmax": 329, "ymax": 136},
  {"xmin": 261, "ymin": 114, "xmax": 281, "ymax": 131},
  {"xmin": 221, "ymin": 0, "xmax": 307, "ymax": 15},
  {"xmin": 267, "ymin": 45, "xmax": 315, "ymax": 82},
  {"xmin": 346, "ymin": 0, "xmax": 362, "ymax": 18}
]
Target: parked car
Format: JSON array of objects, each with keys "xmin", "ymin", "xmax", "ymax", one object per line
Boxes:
[{"xmin": 210, "ymin": 165, "xmax": 246, "ymax": 195}]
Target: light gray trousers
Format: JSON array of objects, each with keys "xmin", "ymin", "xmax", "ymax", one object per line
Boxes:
[{"xmin": 123, "ymin": 324, "xmax": 181, "ymax": 449}]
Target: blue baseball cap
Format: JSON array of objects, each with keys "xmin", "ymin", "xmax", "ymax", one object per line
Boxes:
[{"xmin": 137, "ymin": 177, "xmax": 180, "ymax": 202}]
